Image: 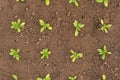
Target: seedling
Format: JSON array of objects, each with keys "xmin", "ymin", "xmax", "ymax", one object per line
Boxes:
[
  {"xmin": 102, "ymin": 74, "xmax": 106, "ymax": 80},
  {"xmin": 69, "ymin": 76, "xmax": 77, "ymax": 80},
  {"xmin": 40, "ymin": 48, "xmax": 51, "ymax": 59},
  {"xmin": 69, "ymin": 0, "xmax": 79, "ymax": 7},
  {"xmin": 70, "ymin": 50, "xmax": 83, "ymax": 62},
  {"xmin": 96, "ymin": 0, "xmax": 109, "ymax": 7},
  {"xmin": 11, "ymin": 18, "xmax": 25, "ymax": 32},
  {"xmin": 97, "ymin": 45, "xmax": 112, "ymax": 60},
  {"xmin": 16, "ymin": 0, "xmax": 24, "ymax": 2},
  {"xmin": 12, "ymin": 74, "xmax": 18, "ymax": 80},
  {"xmin": 45, "ymin": 0, "xmax": 50, "ymax": 5},
  {"xmin": 73, "ymin": 20, "xmax": 84, "ymax": 37},
  {"xmin": 100, "ymin": 19, "xmax": 112, "ymax": 33},
  {"xmin": 39, "ymin": 19, "xmax": 52, "ymax": 32},
  {"xmin": 36, "ymin": 74, "xmax": 51, "ymax": 80},
  {"xmin": 9, "ymin": 49, "xmax": 20, "ymax": 61}
]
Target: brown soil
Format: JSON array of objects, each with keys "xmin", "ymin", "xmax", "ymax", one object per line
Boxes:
[{"xmin": 0, "ymin": 0, "xmax": 120, "ymax": 80}]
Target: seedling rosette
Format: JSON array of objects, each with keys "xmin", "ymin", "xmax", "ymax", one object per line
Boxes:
[{"xmin": 36, "ymin": 74, "xmax": 51, "ymax": 80}]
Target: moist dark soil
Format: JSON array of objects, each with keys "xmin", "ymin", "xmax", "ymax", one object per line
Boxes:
[{"xmin": 0, "ymin": 0, "xmax": 120, "ymax": 80}]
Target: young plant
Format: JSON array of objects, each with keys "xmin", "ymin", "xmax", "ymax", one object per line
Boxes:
[
  {"xmin": 16, "ymin": 0, "xmax": 24, "ymax": 2},
  {"xmin": 97, "ymin": 45, "xmax": 112, "ymax": 60},
  {"xmin": 12, "ymin": 74, "xmax": 18, "ymax": 80},
  {"xmin": 40, "ymin": 48, "xmax": 51, "ymax": 59},
  {"xmin": 45, "ymin": 0, "xmax": 50, "ymax": 5},
  {"xmin": 11, "ymin": 18, "xmax": 25, "ymax": 32},
  {"xmin": 96, "ymin": 0, "xmax": 109, "ymax": 7},
  {"xmin": 9, "ymin": 49, "xmax": 20, "ymax": 61},
  {"xmin": 100, "ymin": 19, "xmax": 112, "ymax": 33},
  {"xmin": 70, "ymin": 50, "xmax": 83, "ymax": 62},
  {"xmin": 36, "ymin": 74, "xmax": 51, "ymax": 80},
  {"xmin": 102, "ymin": 74, "xmax": 106, "ymax": 80},
  {"xmin": 73, "ymin": 20, "xmax": 84, "ymax": 37},
  {"xmin": 69, "ymin": 0, "xmax": 79, "ymax": 7},
  {"xmin": 69, "ymin": 76, "xmax": 77, "ymax": 80},
  {"xmin": 39, "ymin": 19, "xmax": 52, "ymax": 32}
]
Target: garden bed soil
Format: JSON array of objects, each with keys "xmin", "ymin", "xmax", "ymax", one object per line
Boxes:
[{"xmin": 0, "ymin": 0, "xmax": 120, "ymax": 80}]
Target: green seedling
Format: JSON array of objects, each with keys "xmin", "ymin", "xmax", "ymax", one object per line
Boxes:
[
  {"xmin": 96, "ymin": 0, "xmax": 109, "ymax": 7},
  {"xmin": 73, "ymin": 20, "xmax": 84, "ymax": 37},
  {"xmin": 36, "ymin": 74, "xmax": 51, "ymax": 80},
  {"xmin": 100, "ymin": 19, "xmax": 112, "ymax": 33},
  {"xmin": 69, "ymin": 0, "xmax": 79, "ymax": 7},
  {"xmin": 9, "ymin": 49, "xmax": 20, "ymax": 61},
  {"xmin": 45, "ymin": 0, "xmax": 50, "ymax": 5},
  {"xmin": 39, "ymin": 19, "xmax": 52, "ymax": 32},
  {"xmin": 97, "ymin": 45, "xmax": 112, "ymax": 60},
  {"xmin": 12, "ymin": 74, "xmax": 18, "ymax": 80},
  {"xmin": 11, "ymin": 18, "xmax": 25, "ymax": 32},
  {"xmin": 16, "ymin": 0, "xmax": 24, "ymax": 2},
  {"xmin": 69, "ymin": 76, "xmax": 77, "ymax": 80},
  {"xmin": 70, "ymin": 50, "xmax": 83, "ymax": 62},
  {"xmin": 102, "ymin": 74, "xmax": 106, "ymax": 80},
  {"xmin": 40, "ymin": 48, "xmax": 51, "ymax": 59}
]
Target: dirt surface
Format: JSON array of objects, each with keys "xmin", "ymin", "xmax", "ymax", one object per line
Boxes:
[{"xmin": 0, "ymin": 0, "xmax": 120, "ymax": 80}]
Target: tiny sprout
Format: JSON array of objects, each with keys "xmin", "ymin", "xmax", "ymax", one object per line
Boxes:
[
  {"xmin": 73, "ymin": 20, "xmax": 84, "ymax": 37},
  {"xmin": 11, "ymin": 18, "xmax": 25, "ymax": 32},
  {"xmin": 9, "ymin": 49, "xmax": 20, "ymax": 61},
  {"xmin": 70, "ymin": 50, "xmax": 83, "ymax": 62},
  {"xmin": 102, "ymin": 74, "xmax": 106, "ymax": 80},
  {"xmin": 69, "ymin": 76, "xmax": 77, "ymax": 80},
  {"xmin": 96, "ymin": 0, "xmax": 109, "ymax": 7},
  {"xmin": 45, "ymin": 0, "xmax": 50, "ymax": 6},
  {"xmin": 100, "ymin": 19, "xmax": 112, "ymax": 33},
  {"xmin": 16, "ymin": 0, "xmax": 24, "ymax": 2},
  {"xmin": 39, "ymin": 19, "xmax": 52, "ymax": 32},
  {"xmin": 69, "ymin": 0, "xmax": 79, "ymax": 7},
  {"xmin": 36, "ymin": 74, "xmax": 51, "ymax": 80},
  {"xmin": 12, "ymin": 74, "xmax": 18, "ymax": 80},
  {"xmin": 97, "ymin": 45, "xmax": 112, "ymax": 60},
  {"xmin": 40, "ymin": 48, "xmax": 51, "ymax": 59}
]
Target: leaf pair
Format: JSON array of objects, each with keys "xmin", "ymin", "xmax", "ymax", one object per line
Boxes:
[
  {"xmin": 100, "ymin": 19, "xmax": 112, "ymax": 33},
  {"xmin": 69, "ymin": 0, "xmax": 79, "ymax": 7},
  {"xmin": 70, "ymin": 50, "xmax": 83, "ymax": 62},
  {"xmin": 96, "ymin": 0, "xmax": 109, "ymax": 7},
  {"xmin": 69, "ymin": 76, "xmax": 77, "ymax": 80},
  {"xmin": 9, "ymin": 49, "xmax": 20, "ymax": 61},
  {"xmin": 40, "ymin": 48, "xmax": 51, "ymax": 59},
  {"xmin": 16, "ymin": 0, "xmax": 24, "ymax": 2},
  {"xmin": 39, "ymin": 19, "xmax": 52, "ymax": 32},
  {"xmin": 36, "ymin": 74, "xmax": 51, "ymax": 80},
  {"xmin": 73, "ymin": 20, "xmax": 84, "ymax": 37},
  {"xmin": 11, "ymin": 18, "xmax": 25, "ymax": 32},
  {"xmin": 97, "ymin": 45, "xmax": 112, "ymax": 60}
]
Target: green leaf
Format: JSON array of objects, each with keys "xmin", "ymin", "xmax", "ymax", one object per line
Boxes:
[
  {"xmin": 45, "ymin": 0, "xmax": 50, "ymax": 5},
  {"xmin": 12, "ymin": 74, "xmax": 17, "ymax": 80},
  {"xmin": 39, "ymin": 19, "xmax": 45, "ymax": 26},
  {"xmin": 75, "ymin": 30, "xmax": 79, "ymax": 37},
  {"xmin": 20, "ymin": 22, "xmax": 25, "ymax": 27},
  {"xmin": 96, "ymin": 0, "xmax": 103, "ymax": 3},
  {"xmin": 17, "ymin": 28, "xmax": 21, "ymax": 32},
  {"xmin": 40, "ymin": 27, "xmax": 45, "ymax": 32},
  {"xmin": 17, "ymin": 18, "xmax": 21, "ymax": 24},
  {"xmin": 101, "ymin": 19, "xmax": 104, "ymax": 25},
  {"xmin": 74, "ymin": 1, "xmax": 78, "ymax": 6},
  {"xmin": 36, "ymin": 78, "xmax": 42, "ymax": 80},
  {"xmin": 102, "ymin": 74, "xmax": 106, "ymax": 80},
  {"xmin": 73, "ymin": 20, "xmax": 78, "ymax": 27},
  {"xmin": 104, "ymin": 0, "xmax": 108, "ymax": 7},
  {"xmin": 102, "ymin": 54, "xmax": 105, "ymax": 60}
]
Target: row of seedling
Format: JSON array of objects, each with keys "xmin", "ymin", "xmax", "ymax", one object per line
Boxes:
[
  {"xmin": 9, "ymin": 45, "xmax": 112, "ymax": 61},
  {"xmin": 11, "ymin": 18, "xmax": 112, "ymax": 37},
  {"xmin": 12, "ymin": 73, "xmax": 107, "ymax": 80},
  {"xmin": 16, "ymin": 0, "xmax": 110, "ymax": 7}
]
